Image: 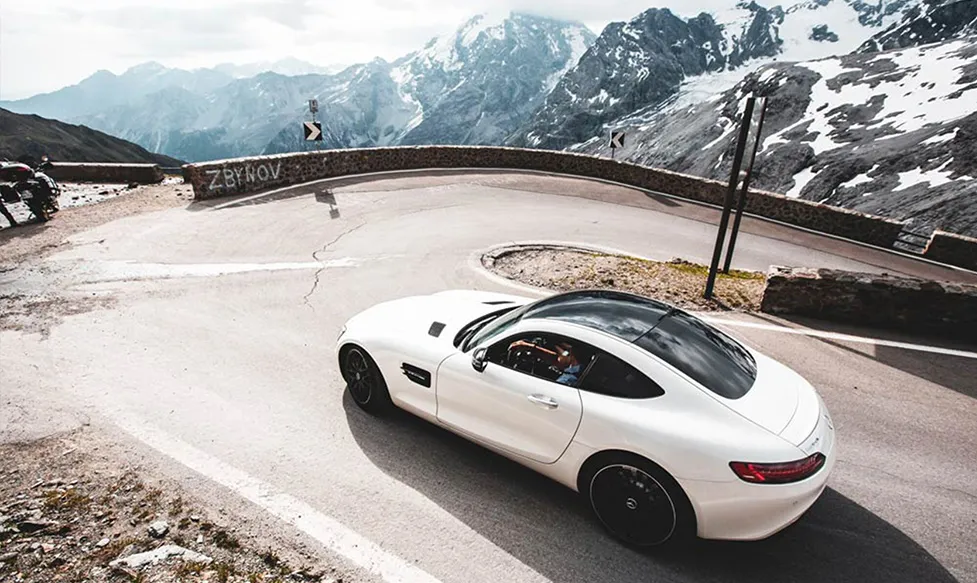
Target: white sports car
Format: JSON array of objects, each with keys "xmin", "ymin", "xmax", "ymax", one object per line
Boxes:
[{"xmin": 336, "ymin": 289, "xmax": 836, "ymax": 547}]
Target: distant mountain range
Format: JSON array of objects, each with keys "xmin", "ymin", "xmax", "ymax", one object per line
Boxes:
[
  {"xmin": 0, "ymin": 108, "xmax": 183, "ymax": 166},
  {"xmin": 0, "ymin": 13, "xmax": 594, "ymax": 164}
]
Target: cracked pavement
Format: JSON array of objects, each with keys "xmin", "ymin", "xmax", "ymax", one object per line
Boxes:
[{"xmin": 1, "ymin": 171, "xmax": 975, "ymax": 583}]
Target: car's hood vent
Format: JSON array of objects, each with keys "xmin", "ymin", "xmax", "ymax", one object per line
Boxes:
[
  {"xmin": 482, "ymin": 300, "xmax": 514, "ymax": 305},
  {"xmin": 428, "ymin": 322, "xmax": 446, "ymax": 337}
]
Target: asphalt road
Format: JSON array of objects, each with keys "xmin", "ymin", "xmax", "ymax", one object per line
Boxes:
[{"xmin": 2, "ymin": 171, "xmax": 976, "ymax": 583}]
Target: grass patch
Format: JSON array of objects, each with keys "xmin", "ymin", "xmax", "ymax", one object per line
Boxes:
[
  {"xmin": 665, "ymin": 258, "xmax": 764, "ymax": 280},
  {"xmin": 141, "ymin": 487, "xmax": 163, "ymax": 508},
  {"xmin": 215, "ymin": 561, "xmax": 236, "ymax": 583},
  {"xmin": 260, "ymin": 548, "xmax": 280, "ymax": 568},
  {"xmin": 168, "ymin": 496, "xmax": 184, "ymax": 517},
  {"xmin": 212, "ymin": 529, "xmax": 240, "ymax": 550},
  {"xmin": 42, "ymin": 487, "xmax": 92, "ymax": 511},
  {"xmin": 175, "ymin": 561, "xmax": 208, "ymax": 576}
]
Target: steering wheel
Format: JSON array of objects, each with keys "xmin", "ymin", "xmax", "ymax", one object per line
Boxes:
[{"xmin": 506, "ymin": 346, "xmax": 534, "ymax": 370}]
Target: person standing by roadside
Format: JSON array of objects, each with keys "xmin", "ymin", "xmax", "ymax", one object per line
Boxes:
[
  {"xmin": 0, "ymin": 192, "xmax": 17, "ymax": 227},
  {"xmin": 0, "ymin": 161, "xmax": 19, "ymax": 227}
]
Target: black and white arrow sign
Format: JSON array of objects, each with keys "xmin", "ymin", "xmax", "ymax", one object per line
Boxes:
[
  {"xmin": 304, "ymin": 121, "xmax": 323, "ymax": 141},
  {"xmin": 609, "ymin": 130, "xmax": 625, "ymax": 149}
]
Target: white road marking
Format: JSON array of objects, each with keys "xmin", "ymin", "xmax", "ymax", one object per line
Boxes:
[
  {"xmin": 703, "ymin": 317, "xmax": 977, "ymax": 360},
  {"xmin": 76, "ymin": 259, "xmax": 362, "ymax": 283},
  {"xmin": 109, "ymin": 413, "xmax": 444, "ymax": 583}
]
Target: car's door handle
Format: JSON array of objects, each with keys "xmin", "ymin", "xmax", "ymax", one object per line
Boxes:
[{"xmin": 528, "ymin": 394, "xmax": 558, "ymax": 409}]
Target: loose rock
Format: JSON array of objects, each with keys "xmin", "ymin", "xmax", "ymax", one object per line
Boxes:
[
  {"xmin": 109, "ymin": 545, "xmax": 212, "ymax": 569},
  {"xmin": 148, "ymin": 520, "xmax": 169, "ymax": 538}
]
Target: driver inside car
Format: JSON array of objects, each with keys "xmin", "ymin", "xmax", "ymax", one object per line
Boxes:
[{"xmin": 507, "ymin": 339, "xmax": 582, "ymax": 385}]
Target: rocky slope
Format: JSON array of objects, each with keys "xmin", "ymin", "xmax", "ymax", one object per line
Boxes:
[
  {"xmin": 572, "ymin": 31, "xmax": 977, "ymax": 237},
  {"xmin": 858, "ymin": 0, "xmax": 977, "ymax": 52},
  {"xmin": 508, "ymin": 0, "xmax": 921, "ymax": 151},
  {"xmin": 0, "ymin": 108, "xmax": 183, "ymax": 166}
]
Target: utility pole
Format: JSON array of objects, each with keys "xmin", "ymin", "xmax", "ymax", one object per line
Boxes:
[
  {"xmin": 723, "ymin": 97, "xmax": 768, "ymax": 274},
  {"xmin": 704, "ymin": 96, "xmax": 756, "ymax": 300}
]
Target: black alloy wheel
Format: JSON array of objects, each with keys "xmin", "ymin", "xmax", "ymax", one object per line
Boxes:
[
  {"xmin": 342, "ymin": 346, "xmax": 392, "ymax": 414},
  {"xmin": 589, "ymin": 463, "xmax": 679, "ymax": 547},
  {"xmin": 345, "ymin": 347, "xmax": 375, "ymax": 405}
]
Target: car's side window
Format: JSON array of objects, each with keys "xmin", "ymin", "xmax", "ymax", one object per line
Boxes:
[
  {"xmin": 486, "ymin": 332, "xmax": 596, "ymax": 387},
  {"xmin": 578, "ymin": 350, "xmax": 665, "ymax": 399}
]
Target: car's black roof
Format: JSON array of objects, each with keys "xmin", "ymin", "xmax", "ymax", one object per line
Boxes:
[
  {"xmin": 520, "ymin": 289, "xmax": 758, "ymax": 399},
  {"xmin": 520, "ymin": 289, "xmax": 673, "ymax": 342}
]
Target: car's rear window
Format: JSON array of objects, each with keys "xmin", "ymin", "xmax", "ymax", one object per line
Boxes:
[{"xmin": 633, "ymin": 311, "xmax": 757, "ymax": 399}]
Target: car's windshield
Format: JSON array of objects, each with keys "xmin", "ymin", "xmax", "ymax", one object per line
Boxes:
[{"xmin": 461, "ymin": 301, "xmax": 535, "ymax": 352}]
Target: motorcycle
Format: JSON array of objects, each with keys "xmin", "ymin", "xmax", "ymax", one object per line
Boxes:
[{"xmin": 0, "ymin": 155, "xmax": 61, "ymax": 222}]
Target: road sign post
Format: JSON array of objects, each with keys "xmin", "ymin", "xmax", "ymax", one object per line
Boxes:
[
  {"xmin": 723, "ymin": 97, "xmax": 768, "ymax": 274},
  {"xmin": 305, "ymin": 98, "xmax": 322, "ymax": 150},
  {"xmin": 704, "ymin": 97, "xmax": 757, "ymax": 300},
  {"xmin": 608, "ymin": 130, "xmax": 625, "ymax": 160}
]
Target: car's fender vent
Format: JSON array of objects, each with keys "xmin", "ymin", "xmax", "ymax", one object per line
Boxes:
[
  {"xmin": 401, "ymin": 363, "xmax": 432, "ymax": 388},
  {"xmin": 428, "ymin": 322, "xmax": 446, "ymax": 337}
]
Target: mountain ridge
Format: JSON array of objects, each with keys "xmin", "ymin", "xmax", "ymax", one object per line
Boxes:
[{"xmin": 0, "ymin": 108, "xmax": 184, "ymax": 166}]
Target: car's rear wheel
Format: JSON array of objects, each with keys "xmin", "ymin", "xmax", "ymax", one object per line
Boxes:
[
  {"xmin": 342, "ymin": 346, "xmax": 393, "ymax": 414},
  {"xmin": 579, "ymin": 452, "xmax": 695, "ymax": 548}
]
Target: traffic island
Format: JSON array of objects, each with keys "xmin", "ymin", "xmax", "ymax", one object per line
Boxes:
[{"xmin": 481, "ymin": 244, "xmax": 766, "ymax": 312}]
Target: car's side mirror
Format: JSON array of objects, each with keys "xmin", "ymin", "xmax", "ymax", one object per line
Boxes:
[{"xmin": 472, "ymin": 347, "xmax": 488, "ymax": 372}]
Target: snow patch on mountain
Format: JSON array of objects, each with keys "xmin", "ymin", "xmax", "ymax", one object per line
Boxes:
[
  {"xmin": 544, "ymin": 28, "xmax": 591, "ymax": 94},
  {"xmin": 765, "ymin": 37, "xmax": 977, "ymax": 163},
  {"xmin": 892, "ymin": 160, "xmax": 973, "ymax": 192}
]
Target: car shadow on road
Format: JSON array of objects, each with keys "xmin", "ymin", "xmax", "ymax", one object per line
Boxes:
[
  {"xmin": 748, "ymin": 313, "xmax": 977, "ymax": 400},
  {"xmin": 342, "ymin": 392, "xmax": 958, "ymax": 583}
]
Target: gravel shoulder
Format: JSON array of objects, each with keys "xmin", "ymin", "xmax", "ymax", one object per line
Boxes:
[
  {"xmin": 485, "ymin": 245, "xmax": 766, "ymax": 312},
  {"xmin": 0, "ymin": 181, "xmax": 193, "ymax": 266},
  {"xmin": 0, "ymin": 428, "xmax": 336, "ymax": 582}
]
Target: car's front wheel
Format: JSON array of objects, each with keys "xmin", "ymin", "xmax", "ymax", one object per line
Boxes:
[
  {"xmin": 579, "ymin": 452, "xmax": 695, "ymax": 548},
  {"xmin": 341, "ymin": 345, "xmax": 393, "ymax": 414}
]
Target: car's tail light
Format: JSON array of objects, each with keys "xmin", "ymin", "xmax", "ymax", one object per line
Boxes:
[{"xmin": 729, "ymin": 453, "xmax": 826, "ymax": 484}]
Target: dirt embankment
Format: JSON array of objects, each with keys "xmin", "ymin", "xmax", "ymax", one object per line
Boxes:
[{"xmin": 0, "ymin": 431, "xmax": 340, "ymax": 582}]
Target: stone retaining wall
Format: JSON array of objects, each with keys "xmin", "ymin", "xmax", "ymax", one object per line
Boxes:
[
  {"xmin": 760, "ymin": 266, "xmax": 977, "ymax": 341},
  {"xmin": 183, "ymin": 146, "xmax": 908, "ymax": 250},
  {"xmin": 47, "ymin": 162, "xmax": 164, "ymax": 184},
  {"xmin": 923, "ymin": 230, "xmax": 977, "ymax": 271}
]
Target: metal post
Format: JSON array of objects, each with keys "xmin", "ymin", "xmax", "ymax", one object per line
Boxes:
[
  {"xmin": 704, "ymin": 97, "xmax": 756, "ymax": 300},
  {"xmin": 723, "ymin": 97, "xmax": 767, "ymax": 274}
]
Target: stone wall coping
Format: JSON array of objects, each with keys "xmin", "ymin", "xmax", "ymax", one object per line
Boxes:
[
  {"xmin": 181, "ymin": 146, "xmax": 905, "ymax": 227},
  {"xmin": 930, "ymin": 229, "xmax": 977, "ymax": 244}
]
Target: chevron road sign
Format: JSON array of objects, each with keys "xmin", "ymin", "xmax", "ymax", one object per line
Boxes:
[
  {"xmin": 609, "ymin": 130, "xmax": 625, "ymax": 149},
  {"xmin": 304, "ymin": 121, "xmax": 323, "ymax": 141}
]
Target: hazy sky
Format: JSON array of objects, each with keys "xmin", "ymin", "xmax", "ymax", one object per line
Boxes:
[{"xmin": 1, "ymin": 0, "xmax": 727, "ymax": 100}]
